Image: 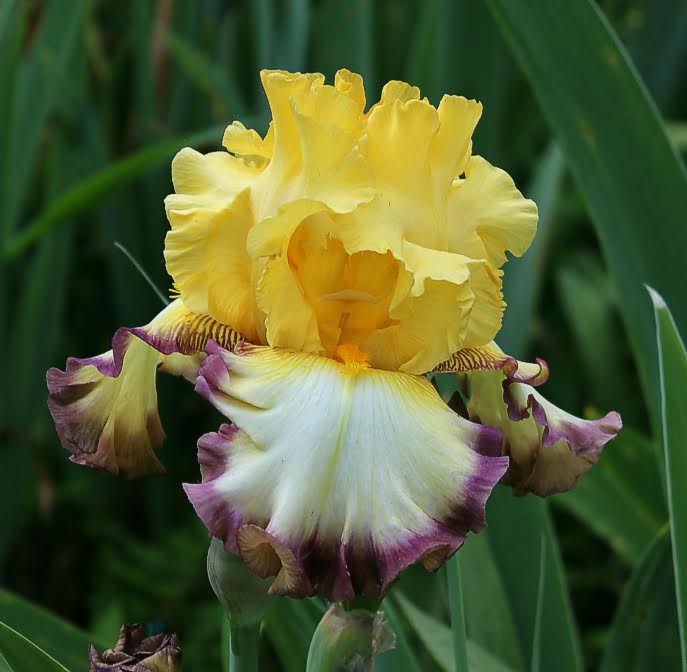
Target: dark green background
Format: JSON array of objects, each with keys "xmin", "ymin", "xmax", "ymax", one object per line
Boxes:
[{"xmin": 1, "ymin": 0, "xmax": 686, "ymax": 669}]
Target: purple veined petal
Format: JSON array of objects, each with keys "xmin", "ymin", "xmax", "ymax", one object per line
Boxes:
[
  {"xmin": 184, "ymin": 342, "xmax": 508, "ymax": 600},
  {"xmin": 433, "ymin": 340, "xmax": 549, "ymax": 385},
  {"xmin": 464, "ymin": 360, "xmax": 622, "ymax": 496},
  {"xmin": 46, "ymin": 299, "xmax": 244, "ymax": 478}
]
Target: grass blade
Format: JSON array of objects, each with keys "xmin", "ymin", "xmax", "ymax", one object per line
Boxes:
[
  {"xmin": 3, "ymin": 125, "xmax": 223, "ymax": 258},
  {"xmin": 601, "ymin": 528, "xmax": 681, "ymax": 672},
  {"xmin": 556, "ymin": 427, "xmax": 665, "ymax": 566},
  {"xmin": 500, "ymin": 143, "xmax": 564, "ymax": 356},
  {"xmin": 0, "ymin": 590, "xmax": 100, "ymax": 672},
  {"xmin": 114, "ymin": 242, "xmax": 169, "ymax": 308},
  {"xmin": 485, "ymin": 0, "xmax": 687, "ymax": 433},
  {"xmin": 459, "ymin": 534, "xmax": 524, "ymax": 669},
  {"xmin": 0, "ymin": 621, "xmax": 70, "ymax": 672},
  {"xmin": 447, "ymin": 557, "xmax": 469, "ymax": 672},
  {"xmin": 530, "ymin": 538, "xmax": 546, "ymax": 672},
  {"xmin": 650, "ymin": 287, "xmax": 687, "ymax": 670},
  {"xmin": 394, "ymin": 592, "xmax": 514, "ymax": 672},
  {"xmin": 486, "ymin": 489, "xmax": 583, "ymax": 671},
  {"xmin": 2, "ymin": 0, "xmax": 90, "ymax": 240}
]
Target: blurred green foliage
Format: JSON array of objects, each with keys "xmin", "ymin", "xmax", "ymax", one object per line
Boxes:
[{"xmin": 0, "ymin": 0, "xmax": 686, "ymax": 669}]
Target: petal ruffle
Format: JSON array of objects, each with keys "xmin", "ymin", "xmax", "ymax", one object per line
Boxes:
[
  {"xmin": 184, "ymin": 344, "xmax": 508, "ymax": 600},
  {"xmin": 164, "ymin": 151, "xmax": 259, "ymax": 341},
  {"xmin": 46, "ymin": 300, "xmax": 243, "ymax": 477},
  {"xmin": 447, "ymin": 155, "xmax": 538, "ymax": 268},
  {"xmin": 245, "ymin": 70, "xmax": 375, "ymax": 258},
  {"xmin": 463, "ymin": 355, "xmax": 621, "ymax": 496}
]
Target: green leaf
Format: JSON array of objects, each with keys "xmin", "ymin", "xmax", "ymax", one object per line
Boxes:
[
  {"xmin": 446, "ymin": 556, "xmax": 469, "ymax": 672},
  {"xmin": 485, "ymin": 0, "xmax": 687, "ymax": 433},
  {"xmin": 2, "ymin": 0, "xmax": 90, "ymax": 240},
  {"xmin": 394, "ymin": 592, "xmax": 513, "ymax": 672},
  {"xmin": 312, "ymin": 0, "xmax": 375, "ymax": 88},
  {"xmin": 486, "ymin": 488, "xmax": 583, "ymax": 671},
  {"xmin": 650, "ymin": 287, "xmax": 687, "ymax": 670},
  {"xmin": 500, "ymin": 143, "xmax": 564, "ymax": 357},
  {"xmin": 0, "ymin": 621, "xmax": 71, "ymax": 672},
  {"xmin": 459, "ymin": 534, "xmax": 524, "ymax": 670},
  {"xmin": 530, "ymin": 538, "xmax": 546, "ymax": 672},
  {"xmin": 601, "ymin": 528, "xmax": 681, "ymax": 672},
  {"xmin": 262, "ymin": 599, "xmax": 326, "ymax": 672},
  {"xmin": 3, "ymin": 125, "xmax": 223, "ymax": 258},
  {"xmin": 0, "ymin": 589, "xmax": 98, "ymax": 672},
  {"xmin": 249, "ymin": 0, "xmax": 311, "ymax": 73},
  {"xmin": 556, "ymin": 427, "xmax": 666, "ymax": 566},
  {"xmin": 162, "ymin": 31, "xmax": 237, "ymax": 118},
  {"xmin": 376, "ymin": 599, "xmax": 423, "ymax": 672}
]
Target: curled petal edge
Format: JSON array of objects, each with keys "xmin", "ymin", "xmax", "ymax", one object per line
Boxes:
[
  {"xmin": 46, "ymin": 300, "xmax": 243, "ymax": 478},
  {"xmin": 184, "ymin": 343, "xmax": 509, "ymax": 600},
  {"xmin": 463, "ymin": 360, "xmax": 622, "ymax": 496},
  {"xmin": 432, "ymin": 341, "xmax": 548, "ymax": 385}
]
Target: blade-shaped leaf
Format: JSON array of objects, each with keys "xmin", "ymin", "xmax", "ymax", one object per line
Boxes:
[
  {"xmin": 650, "ymin": 287, "xmax": 687, "ymax": 670},
  {"xmin": 394, "ymin": 592, "xmax": 514, "ymax": 672},
  {"xmin": 446, "ymin": 556, "xmax": 469, "ymax": 672},
  {"xmin": 556, "ymin": 427, "xmax": 665, "ymax": 566},
  {"xmin": 459, "ymin": 534, "xmax": 524, "ymax": 670},
  {"xmin": 0, "ymin": 621, "xmax": 70, "ymax": 672},
  {"xmin": 0, "ymin": 590, "xmax": 98, "ymax": 672},
  {"xmin": 601, "ymin": 528, "xmax": 681, "ymax": 672},
  {"xmin": 485, "ymin": 0, "xmax": 687, "ymax": 434},
  {"xmin": 4, "ymin": 125, "xmax": 224, "ymax": 258},
  {"xmin": 2, "ymin": 0, "xmax": 90, "ymax": 240},
  {"xmin": 486, "ymin": 488, "xmax": 583, "ymax": 672}
]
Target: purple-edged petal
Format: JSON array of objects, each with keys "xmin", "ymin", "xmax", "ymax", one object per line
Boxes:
[
  {"xmin": 184, "ymin": 343, "xmax": 508, "ymax": 600},
  {"xmin": 47, "ymin": 299, "xmax": 243, "ymax": 477},
  {"xmin": 465, "ymin": 368, "xmax": 622, "ymax": 496}
]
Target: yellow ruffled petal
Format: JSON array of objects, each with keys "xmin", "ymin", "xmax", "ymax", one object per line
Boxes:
[
  {"xmin": 222, "ymin": 120, "xmax": 274, "ymax": 168},
  {"xmin": 161, "ymin": 71, "xmax": 538, "ymax": 380},
  {"xmin": 165, "ymin": 151, "xmax": 259, "ymax": 341},
  {"xmin": 165, "ymin": 147, "xmax": 259, "ymax": 211},
  {"xmin": 430, "ymin": 95, "xmax": 483, "ymax": 201},
  {"xmin": 186, "ymin": 344, "xmax": 508, "ymax": 598},
  {"xmin": 334, "ymin": 68, "xmax": 366, "ymax": 115},
  {"xmin": 256, "ymin": 255, "xmax": 322, "ymax": 354},
  {"xmin": 246, "ymin": 71, "xmax": 374, "ymax": 258},
  {"xmin": 447, "ymin": 155, "xmax": 538, "ymax": 267}
]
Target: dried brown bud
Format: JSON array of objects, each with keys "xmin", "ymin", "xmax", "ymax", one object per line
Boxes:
[{"xmin": 88, "ymin": 624, "xmax": 181, "ymax": 672}]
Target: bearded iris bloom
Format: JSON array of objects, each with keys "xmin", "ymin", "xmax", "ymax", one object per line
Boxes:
[{"xmin": 47, "ymin": 70, "xmax": 621, "ymax": 600}]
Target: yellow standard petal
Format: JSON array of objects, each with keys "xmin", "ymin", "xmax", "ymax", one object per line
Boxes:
[{"xmin": 165, "ymin": 149, "xmax": 261, "ymax": 341}]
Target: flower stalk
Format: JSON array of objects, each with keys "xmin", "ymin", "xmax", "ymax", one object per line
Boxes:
[{"xmin": 228, "ymin": 622, "xmax": 261, "ymax": 672}]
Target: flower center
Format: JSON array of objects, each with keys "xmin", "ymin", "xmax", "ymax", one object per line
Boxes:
[
  {"xmin": 335, "ymin": 343, "xmax": 370, "ymax": 369},
  {"xmin": 288, "ymin": 219, "xmax": 400, "ymax": 359}
]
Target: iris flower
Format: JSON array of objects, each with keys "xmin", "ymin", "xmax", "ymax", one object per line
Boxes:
[{"xmin": 47, "ymin": 70, "xmax": 621, "ymax": 600}]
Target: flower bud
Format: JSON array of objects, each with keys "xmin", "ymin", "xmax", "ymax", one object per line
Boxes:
[
  {"xmin": 207, "ymin": 537, "xmax": 273, "ymax": 626},
  {"xmin": 88, "ymin": 624, "xmax": 181, "ymax": 671},
  {"xmin": 306, "ymin": 604, "xmax": 395, "ymax": 672}
]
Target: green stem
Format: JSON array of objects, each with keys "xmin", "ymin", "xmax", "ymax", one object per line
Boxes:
[
  {"xmin": 447, "ymin": 555, "xmax": 469, "ymax": 672},
  {"xmin": 229, "ymin": 622, "xmax": 260, "ymax": 672}
]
